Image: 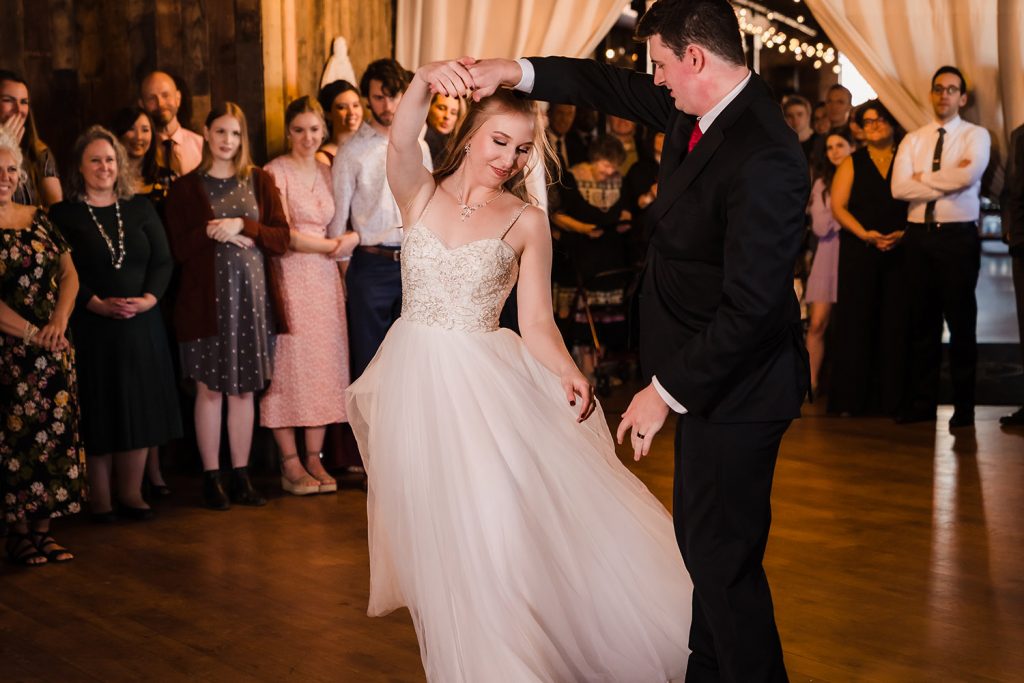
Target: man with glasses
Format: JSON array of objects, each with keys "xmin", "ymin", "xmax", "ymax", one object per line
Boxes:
[{"xmin": 891, "ymin": 65, "xmax": 991, "ymax": 428}]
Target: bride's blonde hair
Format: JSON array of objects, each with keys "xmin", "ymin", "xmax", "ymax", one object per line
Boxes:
[{"xmin": 432, "ymin": 89, "xmax": 557, "ymax": 203}]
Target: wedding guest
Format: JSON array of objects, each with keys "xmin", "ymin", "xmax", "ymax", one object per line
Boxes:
[
  {"xmin": 829, "ymin": 100, "xmax": 908, "ymax": 416},
  {"xmin": 109, "ymin": 106, "xmax": 180, "ymax": 497},
  {"xmin": 109, "ymin": 106, "xmax": 176, "ymax": 212},
  {"xmin": 328, "ymin": 58, "xmax": 431, "ymax": 382},
  {"xmin": 784, "ymin": 95, "xmax": 817, "ymax": 162},
  {"xmin": 139, "ymin": 70, "xmax": 203, "ymax": 176},
  {"xmin": 261, "ymin": 96, "xmax": 359, "ymax": 495},
  {"xmin": 49, "ymin": 126, "xmax": 182, "ymax": 522},
  {"xmin": 891, "ymin": 66, "xmax": 990, "ymax": 428},
  {"xmin": 622, "ymin": 130, "xmax": 664, "ymax": 258},
  {"xmin": 546, "ymin": 103, "xmax": 577, "ymax": 170},
  {"xmin": 424, "ymin": 92, "xmax": 461, "ymax": 167},
  {"xmin": 164, "ymin": 102, "xmax": 291, "ymax": 510},
  {"xmin": 805, "ymin": 130, "xmax": 853, "ymax": 394},
  {"xmin": 316, "ymin": 79, "xmax": 363, "ymax": 166},
  {"xmin": 606, "ymin": 114, "xmax": 641, "ymax": 175},
  {"xmin": 0, "ymin": 70, "xmax": 62, "ymax": 207},
  {"xmin": 1, "ymin": 129, "xmax": 85, "ymax": 565},
  {"xmin": 812, "ymin": 101, "xmax": 831, "ymax": 136},
  {"xmin": 551, "ymin": 135, "xmax": 632, "ymax": 377},
  {"xmin": 825, "ymin": 84, "xmax": 853, "ymax": 130}
]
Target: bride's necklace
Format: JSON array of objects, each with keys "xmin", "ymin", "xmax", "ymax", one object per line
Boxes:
[
  {"xmin": 85, "ymin": 199, "xmax": 126, "ymax": 270},
  {"xmin": 455, "ymin": 181, "xmax": 504, "ymax": 222}
]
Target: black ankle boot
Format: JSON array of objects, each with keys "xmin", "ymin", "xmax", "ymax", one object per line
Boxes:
[
  {"xmin": 202, "ymin": 470, "xmax": 230, "ymax": 511},
  {"xmin": 230, "ymin": 467, "xmax": 267, "ymax": 507}
]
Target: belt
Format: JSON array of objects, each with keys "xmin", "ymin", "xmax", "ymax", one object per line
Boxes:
[
  {"xmin": 357, "ymin": 245, "xmax": 401, "ymax": 261},
  {"xmin": 908, "ymin": 221, "xmax": 977, "ymax": 233}
]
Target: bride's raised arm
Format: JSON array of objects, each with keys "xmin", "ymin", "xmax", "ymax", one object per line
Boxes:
[{"xmin": 387, "ymin": 59, "xmax": 477, "ymax": 221}]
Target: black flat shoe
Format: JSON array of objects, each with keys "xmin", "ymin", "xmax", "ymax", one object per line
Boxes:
[
  {"xmin": 203, "ymin": 471, "xmax": 231, "ymax": 511},
  {"xmin": 949, "ymin": 411, "xmax": 975, "ymax": 429},
  {"xmin": 90, "ymin": 510, "xmax": 118, "ymax": 524},
  {"xmin": 117, "ymin": 505, "xmax": 156, "ymax": 522},
  {"xmin": 230, "ymin": 467, "xmax": 267, "ymax": 507},
  {"xmin": 148, "ymin": 483, "xmax": 172, "ymax": 498}
]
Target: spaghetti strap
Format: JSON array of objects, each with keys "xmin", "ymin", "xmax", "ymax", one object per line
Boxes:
[
  {"xmin": 500, "ymin": 202, "xmax": 531, "ymax": 240},
  {"xmin": 413, "ymin": 184, "xmax": 440, "ymax": 227}
]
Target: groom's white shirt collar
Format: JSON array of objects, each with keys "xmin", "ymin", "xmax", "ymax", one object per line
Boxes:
[{"xmin": 697, "ymin": 71, "xmax": 751, "ymax": 133}]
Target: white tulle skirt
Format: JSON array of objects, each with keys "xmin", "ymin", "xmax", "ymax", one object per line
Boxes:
[{"xmin": 346, "ymin": 318, "xmax": 692, "ymax": 682}]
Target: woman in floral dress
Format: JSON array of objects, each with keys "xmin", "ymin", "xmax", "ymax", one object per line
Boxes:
[
  {"xmin": 0, "ymin": 131, "xmax": 86, "ymax": 566},
  {"xmin": 261, "ymin": 96, "xmax": 359, "ymax": 495}
]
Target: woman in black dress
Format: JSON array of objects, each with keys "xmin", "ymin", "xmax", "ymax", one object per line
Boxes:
[
  {"xmin": 1, "ymin": 131, "xmax": 85, "ymax": 565},
  {"xmin": 828, "ymin": 101, "xmax": 908, "ymax": 416},
  {"xmin": 50, "ymin": 126, "xmax": 182, "ymax": 521},
  {"xmin": 110, "ymin": 106, "xmax": 178, "ymax": 499}
]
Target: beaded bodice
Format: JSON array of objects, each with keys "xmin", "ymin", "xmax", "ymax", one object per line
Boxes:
[{"xmin": 400, "ymin": 203, "xmax": 528, "ymax": 333}]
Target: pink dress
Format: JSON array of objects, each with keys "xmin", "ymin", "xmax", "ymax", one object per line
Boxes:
[
  {"xmin": 260, "ymin": 156, "xmax": 349, "ymax": 428},
  {"xmin": 805, "ymin": 177, "xmax": 840, "ymax": 304}
]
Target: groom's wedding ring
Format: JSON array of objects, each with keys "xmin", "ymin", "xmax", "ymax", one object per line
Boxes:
[{"xmin": 636, "ymin": 433, "xmax": 646, "ymax": 439}]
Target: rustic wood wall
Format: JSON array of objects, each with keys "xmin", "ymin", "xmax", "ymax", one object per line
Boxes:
[
  {"xmin": 261, "ymin": 0, "xmax": 393, "ymax": 158},
  {"xmin": 0, "ymin": 0, "xmax": 394, "ymax": 168}
]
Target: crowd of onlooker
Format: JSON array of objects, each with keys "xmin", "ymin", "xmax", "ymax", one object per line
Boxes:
[
  {"xmin": 2, "ymin": 55, "xmax": 1022, "ymax": 567},
  {"xmin": 785, "ymin": 69, "xmax": 1024, "ymax": 433}
]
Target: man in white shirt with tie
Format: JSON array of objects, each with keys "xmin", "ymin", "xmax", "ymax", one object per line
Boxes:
[
  {"xmin": 139, "ymin": 71, "xmax": 204, "ymax": 176},
  {"xmin": 891, "ymin": 65, "xmax": 991, "ymax": 428}
]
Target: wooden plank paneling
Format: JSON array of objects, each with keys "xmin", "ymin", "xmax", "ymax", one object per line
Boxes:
[
  {"xmin": 235, "ymin": 0, "xmax": 267, "ymax": 161},
  {"xmin": 3, "ymin": 0, "xmax": 394, "ymax": 166},
  {"xmin": 261, "ymin": 0, "xmax": 393, "ymax": 159}
]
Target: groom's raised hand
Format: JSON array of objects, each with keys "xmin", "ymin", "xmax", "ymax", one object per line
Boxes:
[
  {"xmin": 465, "ymin": 58, "xmax": 523, "ymax": 101},
  {"xmin": 616, "ymin": 384, "xmax": 670, "ymax": 461}
]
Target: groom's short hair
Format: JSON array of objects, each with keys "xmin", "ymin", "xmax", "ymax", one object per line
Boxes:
[{"xmin": 635, "ymin": 0, "xmax": 745, "ymax": 67}]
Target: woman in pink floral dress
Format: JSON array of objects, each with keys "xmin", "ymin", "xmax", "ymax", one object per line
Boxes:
[{"xmin": 261, "ymin": 96, "xmax": 359, "ymax": 495}]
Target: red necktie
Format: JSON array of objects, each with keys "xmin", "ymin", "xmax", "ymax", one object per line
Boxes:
[{"xmin": 687, "ymin": 123, "xmax": 703, "ymax": 152}]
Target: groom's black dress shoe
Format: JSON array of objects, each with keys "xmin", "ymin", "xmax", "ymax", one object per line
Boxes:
[{"xmin": 999, "ymin": 407, "xmax": 1024, "ymax": 426}]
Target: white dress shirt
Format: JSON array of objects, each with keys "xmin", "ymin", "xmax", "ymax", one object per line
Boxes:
[
  {"xmin": 890, "ymin": 115, "xmax": 990, "ymax": 223},
  {"xmin": 157, "ymin": 124, "xmax": 204, "ymax": 175},
  {"xmin": 328, "ymin": 122, "xmax": 433, "ymax": 245},
  {"xmin": 515, "ymin": 58, "xmax": 751, "ymax": 414}
]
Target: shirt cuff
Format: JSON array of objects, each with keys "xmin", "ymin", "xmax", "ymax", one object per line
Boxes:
[
  {"xmin": 514, "ymin": 58, "xmax": 535, "ymax": 93},
  {"xmin": 652, "ymin": 376, "xmax": 687, "ymax": 414}
]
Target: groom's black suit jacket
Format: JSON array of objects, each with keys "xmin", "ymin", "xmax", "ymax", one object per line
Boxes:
[{"xmin": 529, "ymin": 58, "xmax": 810, "ymax": 423}]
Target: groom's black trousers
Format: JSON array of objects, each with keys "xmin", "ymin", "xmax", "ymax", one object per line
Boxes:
[{"xmin": 674, "ymin": 415, "xmax": 790, "ymax": 683}]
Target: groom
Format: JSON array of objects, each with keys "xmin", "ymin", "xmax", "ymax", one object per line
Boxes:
[{"xmin": 470, "ymin": 1, "xmax": 809, "ymax": 680}]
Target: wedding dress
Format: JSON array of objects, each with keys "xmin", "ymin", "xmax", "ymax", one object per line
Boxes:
[{"xmin": 346, "ymin": 194, "xmax": 692, "ymax": 682}]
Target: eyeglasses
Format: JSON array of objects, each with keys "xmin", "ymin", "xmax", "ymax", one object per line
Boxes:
[
  {"xmin": 931, "ymin": 85, "xmax": 961, "ymax": 96},
  {"xmin": 860, "ymin": 117, "xmax": 889, "ymax": 129}
]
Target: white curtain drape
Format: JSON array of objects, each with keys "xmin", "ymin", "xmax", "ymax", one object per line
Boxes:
[
  {"xmin": 395, "ymin": 0, "xmax": 628, "ymax": 68},
  {"xmin": 804, "ymin": 0, "xmax": 1024, "ymax": 185}
]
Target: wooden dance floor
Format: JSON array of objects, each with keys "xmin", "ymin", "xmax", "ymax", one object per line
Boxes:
[{"xmin": 2, "ymin": 396, "xmax": 1022, "ymax": 682}]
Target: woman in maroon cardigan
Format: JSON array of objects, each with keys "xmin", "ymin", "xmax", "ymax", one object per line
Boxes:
[{"xmin": 164, "ymin": 103, "xmax": 294, "ymax": 510}]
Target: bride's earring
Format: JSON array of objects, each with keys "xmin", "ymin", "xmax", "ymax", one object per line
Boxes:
[{"xmin": 464, "ymin": 144, "xmax": 471, "ymax": 154}]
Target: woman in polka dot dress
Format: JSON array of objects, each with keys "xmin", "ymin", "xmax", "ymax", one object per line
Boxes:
[{"xmin": 164, "ymin": 102, "xmax": 345, "ymax": 510}]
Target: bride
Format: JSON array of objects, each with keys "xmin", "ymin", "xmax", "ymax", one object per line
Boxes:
[{"xmin": 346, "ymin": 58, "xmax": 692, "ymax": 682}]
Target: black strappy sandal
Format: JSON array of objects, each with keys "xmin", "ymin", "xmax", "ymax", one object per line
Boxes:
[
  {"xmin": 29, "ymin": 530, "xmax": 74, "ymax": 563},
  {"xmin": 5, "ymin": 532, "xmax": 48, "ymax": 566}
]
